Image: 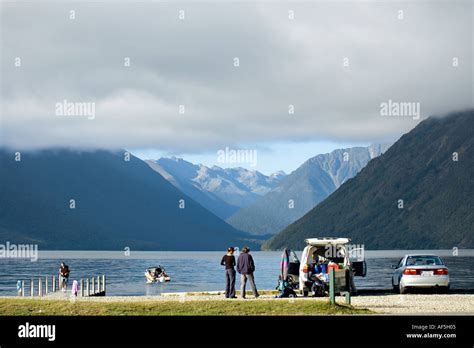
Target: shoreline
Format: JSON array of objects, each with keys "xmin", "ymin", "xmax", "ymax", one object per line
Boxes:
[{"xmin": 0, "ymin": 291, "xmax": 473, "ymax": 315}]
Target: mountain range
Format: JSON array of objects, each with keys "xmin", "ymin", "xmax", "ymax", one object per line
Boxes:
[
  {"xmin": 264, "ymin": 110, "xmax": 474, "ymax": 250},
  {"xmin": 0, "ymin": 149, "xmax": 256, "ymax": 250},
  {"xmin": 146, "ymin": 157, "xmax": 285, "ymax": 219},
  {"xmin": 227, "ymin": 144, "xmax": 390, "ymax": 235},
  {"xmin": 2, "ymin": 110, "xmax": 471, "ymax": 251}
]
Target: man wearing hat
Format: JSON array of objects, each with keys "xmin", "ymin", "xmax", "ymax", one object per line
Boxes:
[{"xmin": 236, "ymin": 246, "xmax": 259, "ymax": 299}]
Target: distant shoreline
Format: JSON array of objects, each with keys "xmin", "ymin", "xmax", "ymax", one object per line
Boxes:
[{"xmin": 4, "ymin": 249, "xmax": 471, "ymax": 260}]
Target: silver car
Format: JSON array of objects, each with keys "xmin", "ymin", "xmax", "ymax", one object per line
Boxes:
[{"xmin": 391, "ymin": 254, "xmax": 449, "ymax": 294}]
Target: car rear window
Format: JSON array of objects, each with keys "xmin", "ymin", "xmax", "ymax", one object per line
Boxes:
[{"xmin": 406, "ymin": 256, "xmax": 443, "ymax": 266}]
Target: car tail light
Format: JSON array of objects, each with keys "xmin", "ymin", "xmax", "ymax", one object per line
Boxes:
[
  {"xmin": 403, "ymin": 268, "xmax": 418, "ymax": 275},
  {"xmin": 303, "ymin": 264, "xmax": 310, "ymax": 273},
  {"xmin": 434, "ymin": 268, "xmax": 449, "ymax": 275}
]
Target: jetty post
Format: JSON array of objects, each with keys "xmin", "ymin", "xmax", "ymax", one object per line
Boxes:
[{"xmin": 101, "ymin": 275, "xmax": 106, "ymax": 294}]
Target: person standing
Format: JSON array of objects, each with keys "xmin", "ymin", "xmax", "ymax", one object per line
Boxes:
[
  {"xmin": 59, "ymin": 262, "xmax": 70, "ymax": 292},
  {"xmin": 220, "ymin": 247, "xmax": 236, "ymax": 298},
  {"xmin": 237, "ymin": 246, "xmax": 259, "ymax": 299}
]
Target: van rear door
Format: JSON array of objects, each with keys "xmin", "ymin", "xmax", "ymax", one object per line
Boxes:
[
  {"xmin": 287, "ymin": 250, "xmax": 300, "ymax": 278},
  {"xmin": 349, "ymin": 247, "xmax": 367, "ymax": 277},
  {"xmin": 299, "ymin": 246, "xmax": 314, "ymax": 290}
]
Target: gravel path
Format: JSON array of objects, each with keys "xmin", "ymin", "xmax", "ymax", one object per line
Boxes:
[{"xmin": 350, "ymin": 294, "xmax": 474, "ymax": 314}]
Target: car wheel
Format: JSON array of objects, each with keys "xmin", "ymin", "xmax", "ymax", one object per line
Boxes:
[
  {"xmin": 399, "ymin": 284, "xmax": 407, "ymax": 294},
  {"xmin": 392, "ymin": 279, "xmax": 399, "ymax": 293},
  {"xmin": 439, "ymin": 286, "xmax": 450, "ymax": 294}
]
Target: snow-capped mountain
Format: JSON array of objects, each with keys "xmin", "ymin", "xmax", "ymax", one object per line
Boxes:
[
  {"xmin": 227, "ymin": 144, "xmax": 391, "ymax": 235},
  {"xmin": 145, "ymin": 157, "xmax": 286, "ymax": 219}
]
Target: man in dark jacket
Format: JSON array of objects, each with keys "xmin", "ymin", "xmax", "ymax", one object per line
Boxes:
[{"xmin": 236, "ymin": 246, "xmax": 259, "ymax": 299}]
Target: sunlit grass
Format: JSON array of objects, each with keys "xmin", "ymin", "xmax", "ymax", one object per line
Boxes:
[{"xmin": 0, "ymin": 298, "xmax": 371, "ymax": 316}]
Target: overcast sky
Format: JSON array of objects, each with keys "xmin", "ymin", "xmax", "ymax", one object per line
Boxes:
[{"xmin": 1, "ymin": 1, "xmax": 472, "ymax": 173}]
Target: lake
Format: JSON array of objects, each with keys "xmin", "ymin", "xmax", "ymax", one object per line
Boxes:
[{"xmin": 1, "ymin": 250, "xmax": 473, "ymax": 296}]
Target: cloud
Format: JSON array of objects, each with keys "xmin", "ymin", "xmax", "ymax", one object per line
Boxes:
[{"xmin": 1, "ymin": 1, "xmax": 472, "ymax": 151}]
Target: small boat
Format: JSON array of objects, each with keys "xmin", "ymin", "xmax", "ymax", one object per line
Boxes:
[{"xmin": 145, "ymin": 266, "xmax": 171, "ymax": 283}]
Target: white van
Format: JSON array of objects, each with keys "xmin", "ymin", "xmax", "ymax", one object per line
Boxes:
[{"xmin": 298, "ymin": 237, "xmax": 366, "ymax": 296}]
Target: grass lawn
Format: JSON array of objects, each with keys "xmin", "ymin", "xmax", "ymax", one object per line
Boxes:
[{"xmin": 0, "ymin": 298, "xmax": 371, "ymax": 316}]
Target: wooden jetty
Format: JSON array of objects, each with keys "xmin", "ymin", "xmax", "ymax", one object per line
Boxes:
[{"xmin": 16, "ymin": 275, "xmax": 106, "ymax": 297}]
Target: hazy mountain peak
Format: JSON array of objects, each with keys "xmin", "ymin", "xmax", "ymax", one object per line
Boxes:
[
  {"xmin": 270, "ymin": 170, "xmax": 286, "ymax": 177},
  {"xmin": 147, "ymin": 157, "xmax": 286, "ymax": 218},
  {"xmin": 227, "ymin": 144, "xmax": 390, "ymax": 235}
]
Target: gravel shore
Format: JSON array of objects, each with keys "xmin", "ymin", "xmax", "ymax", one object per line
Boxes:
[{"xmin": 351, "ymin": 294, "xmax": 474, "ymax": 314}]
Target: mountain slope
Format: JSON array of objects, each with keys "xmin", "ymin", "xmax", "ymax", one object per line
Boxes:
[
  {"xmin": 264, "ymin": 110, "xmax": 474, "ymax": 250},
  {"xmin": 146, "ymin": 159, "xmax": 239, "ymax": 220},
  {"xmin": 0, "ymin": 149, "xmax": 254, "ymax": 250},
  {"xmin": 227, "ymin": 145, "xmax": 389, "ymax": 235},
  {"xmin": 146, "ymin": 157, "xmax": 285, "ymax": 219}
]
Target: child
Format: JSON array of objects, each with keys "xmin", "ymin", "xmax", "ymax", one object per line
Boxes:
[{"xmin": 71, "ymin": 280, "xmax": 79, "ymax": 297}]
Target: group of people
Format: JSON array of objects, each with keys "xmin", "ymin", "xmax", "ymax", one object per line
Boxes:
[{"xmin": 220, "ymin": 246, "xmax": 259, "ymax": 299}]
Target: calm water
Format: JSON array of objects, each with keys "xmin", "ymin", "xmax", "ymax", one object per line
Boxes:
[{"xmin": 1, "ymin": 250, "xmax": 473, "ymax": 296}]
